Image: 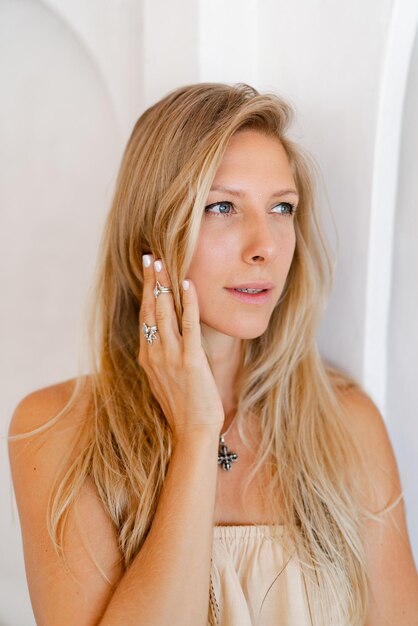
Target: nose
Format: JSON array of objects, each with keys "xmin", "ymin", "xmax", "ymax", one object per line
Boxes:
[{"xmin": 241, "ymin": 213, "xmax": 281, "ymax": 264}]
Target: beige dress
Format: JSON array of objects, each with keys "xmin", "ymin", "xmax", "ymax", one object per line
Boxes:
[{"xmin": 209, "ymin": 525, "xmax": 313, "ymax": 626}]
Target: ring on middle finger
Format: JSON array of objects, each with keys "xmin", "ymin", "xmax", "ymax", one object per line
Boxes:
[
  {"xmin": 142, "ymin": 322, "xmax": 158, "ymax": 345},
  {"xmin": 153, "ymin": 280, "xmax": 173, "ymax": 299}
]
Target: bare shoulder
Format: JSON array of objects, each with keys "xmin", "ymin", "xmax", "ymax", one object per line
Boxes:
[
  {"xmin": 8, "ymin": 378, "xmax": 124, "ymax": 626},
  {"xmin": 338, "ymin": 386, "xmax": 402, "ymax": 512},
  {"xmin": 325, "ymin": 365, "xmax": 395, "ymax": 487},
  {"xmin": 337, "ymin": 386, "xmax": 418, "ymax": 624},
  {"xmin": 338, "ymin": 385, "xmax": 392, "ymax": 450},
  {"xmin": 9, "ymin": 376, "xmax": 91, "ymax": 437},
  {"xmin": 8, "ymin": 377, "xmax": 94, "ymax": 487}
]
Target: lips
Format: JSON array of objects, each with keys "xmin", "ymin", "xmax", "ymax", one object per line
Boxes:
[
  {"xmin": 225, "ymin": 287, "xmax": 273, "ymax": 304},
  {"xmin": 227, "ymin": 282, "xmax": 275, "ymax": 290}
]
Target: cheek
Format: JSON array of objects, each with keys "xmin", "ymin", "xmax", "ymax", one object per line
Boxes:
[
  {"xmin": 285, "ymin": 231, "xmax": 297, "ymax": 266},
  {"xmin": 278, "ymin": 223, "xmax": 296, "ymax": 260},
  {"xmin": 187, "ymin": 232, "xmax": 233, "ymax": 281}
]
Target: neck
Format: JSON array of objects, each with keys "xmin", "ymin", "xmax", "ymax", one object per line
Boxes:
[
  {"xmin": 220, "ymin": 407, "xmax": 237, "ymax": 437},
  {"xmin": 200, "ymin": 323, "xmax": 243, "ymax": 424}
]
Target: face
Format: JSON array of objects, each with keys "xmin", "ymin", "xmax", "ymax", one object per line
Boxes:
[{"xmin": 187, "ymin": 129, "xmax": 298, "ymax": 340}]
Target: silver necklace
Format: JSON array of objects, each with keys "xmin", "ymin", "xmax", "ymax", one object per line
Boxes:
[{"xmin": 217, "ymin": 416, "xmax": 238, "ymax": 471}]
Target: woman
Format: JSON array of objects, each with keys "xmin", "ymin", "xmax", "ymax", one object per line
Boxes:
[{"xmin": 8, "ymin": 83, "xmax": 418, "ymax": 625}]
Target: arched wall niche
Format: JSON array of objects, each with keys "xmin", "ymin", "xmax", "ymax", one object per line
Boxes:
[{"xmin": 386, "ymin": 19, "xmax": 418, "ymax": 562}]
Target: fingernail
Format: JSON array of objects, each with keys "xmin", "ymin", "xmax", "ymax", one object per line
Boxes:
[
  {"xmin": 142, "ymin": 254, "xmax": 151, "ymax": 268},
  {"xmin": 154, "ymin": 260, "xmax": 162, "ymax": 273},
  {"xmin": 182, "ymin": 279, "xmax": 189, "ymax": 291}
]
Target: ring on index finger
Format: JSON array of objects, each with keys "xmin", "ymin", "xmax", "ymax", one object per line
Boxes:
[{"xmin": 153, "ymin": 280, "xmax": 173, "ymax": 299}]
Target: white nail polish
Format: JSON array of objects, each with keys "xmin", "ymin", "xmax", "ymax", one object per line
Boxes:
[
  {"xmin": 143, "ymin": 254, "xmax": 151, "ymax": 268},
  {"xmin": 154, "ymin": 260, "xmax": 162, "ymax": 272}
]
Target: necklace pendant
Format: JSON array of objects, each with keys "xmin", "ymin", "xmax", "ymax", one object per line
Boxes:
[{"xmin": 218, "ymin": 435, "xmax": 238, "ymax": 471}]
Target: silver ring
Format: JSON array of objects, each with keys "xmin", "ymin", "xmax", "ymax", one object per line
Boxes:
[
  {"xmin": 153, "ymin": 280, "xmax": 172, "ymax": 299},
  {"xmin": 142, "ymin": 322, "xmax": 158, "ymax": 345}
]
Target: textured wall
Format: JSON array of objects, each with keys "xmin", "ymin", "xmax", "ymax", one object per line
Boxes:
[{"xmin": 1, "ymin": 0, "xmax": 416, "ymax": 623}]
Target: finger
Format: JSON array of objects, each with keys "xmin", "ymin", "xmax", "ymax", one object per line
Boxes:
[
  {"xmin": 181, "ymin": 278, "xmax": 203, "ymax": 360},
  {"xmin": 139, "ymin": 253, "xmax": 158, "ymax": 355},
  {"xmin": 153, "ymin": 259, "xmax": 181, "ymax": 344}
]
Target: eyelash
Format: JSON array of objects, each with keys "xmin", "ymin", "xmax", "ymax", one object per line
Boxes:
[{"xmin": 204, "ymin": 201, "xmax": 296, "ymax": 218}]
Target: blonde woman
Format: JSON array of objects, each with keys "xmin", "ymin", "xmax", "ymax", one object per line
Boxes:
[{"xmin": 8, "ymin": 83, "xmax": 418, "ymax": 626}]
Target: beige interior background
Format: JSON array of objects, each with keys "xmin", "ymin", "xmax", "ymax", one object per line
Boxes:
[{"xmin": 1, "ymin": 0, "xmax": 417, "ymax": 623}]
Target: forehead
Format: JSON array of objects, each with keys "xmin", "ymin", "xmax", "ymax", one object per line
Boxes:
[{"xmin": 213, "ymin": 130, "xmax": 295, "ymax": 183}]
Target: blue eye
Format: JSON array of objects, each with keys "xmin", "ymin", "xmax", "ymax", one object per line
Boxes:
[
  {"xmin": 272, "ymin": 202, "xmax": 295, "ymax": 216},
  {"xmin": 204, "ymin": 201, "xmax": 233, "ymax": 217},
  {"xmin": 204, "ymin": 200, "xmax": 296, "ymax": 217}
]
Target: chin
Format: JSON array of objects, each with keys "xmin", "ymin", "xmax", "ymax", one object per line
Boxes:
[
  {"xmin": 206, "ymin": 321, "xmax": 270, "ymax": 340},
  {"xmin": 235, "ymin": 329, "xmax": 269, "ymax": 340}
]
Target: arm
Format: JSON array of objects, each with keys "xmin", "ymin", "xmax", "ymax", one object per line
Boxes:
[
  {"xmin": 9, "ymin": 383, "xmax": 219, "ymax": 626},
  {"xmin": 341, "ymin": 389, "xmax": 418, "ymax": 625},
  {"xmin": 100, "ymin": 428, "xmax": 219, "ymax": 626}
]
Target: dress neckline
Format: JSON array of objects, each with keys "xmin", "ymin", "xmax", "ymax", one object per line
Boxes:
[
  {"xmin": 214, "ymin": 523, "xmax": 282, "ymax": 527},
  {"xmin": 213, "ymin": 524, "xmax": 284, "ymax": 539}
]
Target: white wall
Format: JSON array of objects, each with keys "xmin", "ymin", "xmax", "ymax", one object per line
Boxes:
[
  {"xmin": 387, "ymin": 22, "xmax": 418, "ymax": 567},
  {"xmin": 0, "ymin": 2, "xmax": 144, "ymax": 623},
  {"xmin": 1, "ymin": 0, "xmax": 416, "ymax": 623},
  {"xmin": 258, "ymin": 0, "xmax": 393, "ymax": 378}
]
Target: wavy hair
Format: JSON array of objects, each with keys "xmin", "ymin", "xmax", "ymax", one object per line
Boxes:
[{"xmin": 10, "ymin": 83, "xmax": 381, "ymax": 624}]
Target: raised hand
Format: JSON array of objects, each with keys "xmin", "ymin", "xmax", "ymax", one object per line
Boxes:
[{"xmin": 138, "ymin": 254, "xmax": 225, "ymax": 441}]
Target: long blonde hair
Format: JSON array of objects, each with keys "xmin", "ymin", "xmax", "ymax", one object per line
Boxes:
[{"xmin": 11, "ymin": 83, "xmax": 377, "ymax": 624}]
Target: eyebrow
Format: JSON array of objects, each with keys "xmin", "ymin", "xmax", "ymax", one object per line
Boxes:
[{"xmin": 209, "ymin": 184, "xmax": 299, "ymax": 198}]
